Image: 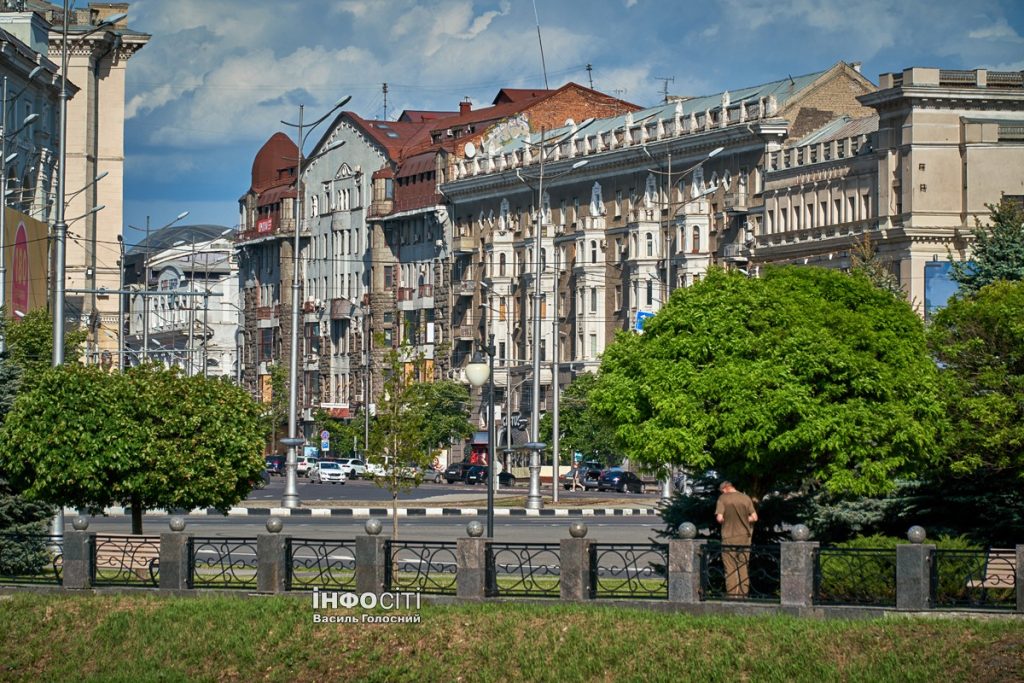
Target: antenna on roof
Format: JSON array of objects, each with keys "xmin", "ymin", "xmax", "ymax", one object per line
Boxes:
[
  {"xmin": 382, "ymin": 82, "xmax": 389, "ymax": 121},
  {"xmin": 655, "ymin": 76, "xmax": 675, "ymax": 104},
  {"xmin": 531, "ymin": 0, "xmax": 550, "ymax": 89},
  {"xmin": 586, "ymin": 63, "xmax": 594, "ymax": 90}
]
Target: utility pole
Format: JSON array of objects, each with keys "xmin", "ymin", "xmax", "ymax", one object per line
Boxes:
[
  {"xmin": 585, "ymin": 63, "xmax": 593, "ymax": 89},
  {"xmin": 382, "ymin": 82, "xmax": 388, "ymax": 121}
]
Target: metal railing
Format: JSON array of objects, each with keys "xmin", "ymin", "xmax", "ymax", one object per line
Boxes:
[
  {"xmin": 0, "ymin": 534, "xmax": 63, "ymax": 585},
  {"xmin": 288, "ymin": 538, "xmax": 357, "ymax": 591},
  {"xmin": 932, "ymin": 548, "xmax": 1016, "ymax": 610},
  {"xmin": 385, "ymin": 540, "xmax": 458, "ymax": 595},
  {"xmin": 92, "ymin": 535, "xmax": 160, "ymax": 587},
  {"xmin": 487, "ymin": 542, "xmax": 561, "ymax": 598},
  {"xmin": 589, "ymin": 543, "xmax": 668, "ymax": 600},
  {"xmin": 814, "ymin": 547, "xmax": 896, "ymax": 606},
  {"xmin": 700, "ymin": 543, "xmax": 781, "ymax": 602},
  {"xmin": 190, "ymin": 537, "xmax": 258, "ymax": 590}
]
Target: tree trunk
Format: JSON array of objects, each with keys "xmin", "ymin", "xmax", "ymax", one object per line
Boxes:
[
  {"xmin": 130, "ymin": 494, "xmax": 143, "ymax": 534},
  {"xmin": 392, "ymin": 489, "xmax": 399, "ymax": 541}
]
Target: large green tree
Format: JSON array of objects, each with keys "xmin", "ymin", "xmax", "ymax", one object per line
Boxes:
[
  {"xmin": 950, "ymin": 198, "xmax": 1024, "ymax": 295},
  {"xmin": 0, "ymin": 364, "xmax": 267, "ymax": 533},
  {"xmin": 539, "ymin": 373, "xmax": 621, "ymax": 466},
  {"xmin": 406, "ymin": 379, "xmax": 474, "ymax": 461},
  {"xmin": 927, "ymin": 279, "xmax": 1024, "ymax": 481},
  {"xmin": 591, "ymin": 267, "xmax": 943, "ymax": 500}
]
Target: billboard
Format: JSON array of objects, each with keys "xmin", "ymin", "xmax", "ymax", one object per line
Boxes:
[{"xmin": 3, "ymin": 208, "xmax": 49, "ymax": 319}]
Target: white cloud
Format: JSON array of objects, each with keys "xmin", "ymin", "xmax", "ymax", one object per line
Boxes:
[{"xmin": 967, "ymin": 18, "xmax": 1023, "ymax": 41}]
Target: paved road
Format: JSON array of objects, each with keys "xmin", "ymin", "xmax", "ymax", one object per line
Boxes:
[
  {"xmin": 82, "ymin": 513, "xmax": 668, "ymax": 543},
  {"xmin": 249, "ymin": 475, "xmax": 662, "ymax": 505}
]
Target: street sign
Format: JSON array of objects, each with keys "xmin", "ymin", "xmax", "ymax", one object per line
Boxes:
[
  {"xmin": 320, "ymin": 439, "xmax": 330, "ymax": 451},
  {"xmin": 320, "ymin": 430, "xmax": 330, "ymax": 440},
  {"xmin": 635, "ymin": 311, "xmax": 654, "ymax": 332}
]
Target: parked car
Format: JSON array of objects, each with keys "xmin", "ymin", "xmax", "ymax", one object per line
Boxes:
[
  {"xmin": 363, "ymin": 460, "xmax": 388, "ymax": 478},
  {"xmin": 265, "ymin": 455, "xmax": 285, "ymax": 476},
  {"xmin": 597, "ymin": 469, "xmax": 644, "ymax": 493},
  {"xmin": 252, "ymin": 470, "xmax": 271, "ymax": 490},
  {"xmin": 464, "ymin": 465, "xmax": 516, "ymax": 488},
  {"xmin": 335, "ymin": 458, "xmax": 367, "ymax": 480},
  {"xmin": 401, "ymin": 464, "xmax": 442, "ymax": 483},
  {"xmin": 673, "ymin": 469, "xmax": 719, "ymax": 496},
  {"xmin": 296, "ymin": 455, "xmax": 319, "ymax": 477},
  {"xmin": 308, "ymin": 461, "xmax": 346, "ymax": 484},
  {"xmin": 561, "ymin": 462, "xmax": 604, "ymax": 490},
  {"xmin": 444, "ymin": 461, "xmax": 474, "ymax": 484}
]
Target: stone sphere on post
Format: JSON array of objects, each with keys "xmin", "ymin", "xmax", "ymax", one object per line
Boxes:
[
  {"xmin": 678, "ymin": 522, "xmax": 697, "ymax": 539},
  {"xmin": 790, "ymin": 524, "xmax": 811, "ymax": 542},
  {"xmin": 266, "ymin": 517, "xmax": 284, "ymax": 534},
  {"xmin": 169, "ymin": 515, "xmax": 187, "ymax": 532},
  {"xmin": 71, "ymin": 515, "xmax": 89, "ymax": 531},
  {"xmin": 569, "ymin": 521, "xmax": 588, "ymax": 538},
  {"xmin": 907, "ymin": 525, "xmax": 927, "ymax": 544},
  {"xmin": 364, "ymin": 518, "xmax": 382, "ymax": 536},
  {"xmin": 466, "ymin": 521, "xmax": 484, "ymax": 538}
]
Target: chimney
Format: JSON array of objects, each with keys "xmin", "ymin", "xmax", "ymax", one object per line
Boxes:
[{"xmin": 459, "ymin": 98, "xmax": 472, "ymax": 115}]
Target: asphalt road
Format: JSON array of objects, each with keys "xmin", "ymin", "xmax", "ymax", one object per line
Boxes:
[
  {"xmin": 81, "ymin": 514, "xmax": 668, "ymax": 543},
  {"xmin": 248, "ymin": 474, "xmax": 663, "ymax": 504}
]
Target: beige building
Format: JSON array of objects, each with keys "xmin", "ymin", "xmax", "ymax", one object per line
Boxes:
[
  {"xmin": 757, "ymin": 67, "xmax": 1024, "ymax": 314},
  {"xmin": 27, "ymin": 1, "xmax": 148, "ymax": 362}
]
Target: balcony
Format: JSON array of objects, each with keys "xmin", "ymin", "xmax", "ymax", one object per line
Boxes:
[
  {"xmin": 455, "ymin": 325, "xmax": 477, "ymax": 340},
  {"xmin": 418, "ymin": 284, "xmax": 433, "ymax": 298},
  {"xmin": 456, "ymin": 281, "xmax": 476, "ymax": 297},
  {"xmin": 452, "ymin": 235, "xmax": 475, "ymax": 253},
  {"xmin": 396, "ymin": 287, "xmax": 415, "ymax": 311}
]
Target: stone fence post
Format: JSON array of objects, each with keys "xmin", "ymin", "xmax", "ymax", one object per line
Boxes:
[
  {"xmin": 355, "ymin": 520, "xmax": 388, "ymax": 596},
  {"xmin": 457, "ymin": 531, "xmax": 488, "ymax": 600},
  {"xmin": 667, "ymin": 535, "xmax": 705, "ymax": 604},
  {"xmin": 1016, "ymin": 545, "xmax": 1023, "ymax": 614},
  {"xmin": 780, "ymin": 540, "xmax": 818, "ymax": 608},
  {"xmin": 159, "ymin": 516, "xmax": 192, "ymax": 591},
  {"xmin": 896, "ymin": 526, "xmax": 933, "ymax": 611},
  {"xmin": 560, "ymin": 522, "xmax": 592, "ymax": 601},
  {"xmin": 257, "ymin": 518, "xmax": 288, "ymax": 594},
  {"xmin": 61, "ymin": 528, "xmax": 94, "ymax": 590}
]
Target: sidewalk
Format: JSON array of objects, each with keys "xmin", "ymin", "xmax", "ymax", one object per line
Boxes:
[{"xmin": 67, "ymin": 492, "xmax": 663, "ymax": 518}]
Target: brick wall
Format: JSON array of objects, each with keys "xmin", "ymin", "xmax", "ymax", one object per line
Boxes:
[
  {"xmin": 527, "ymin": 86, "xmax": 641, "ymax": 132},
  {"xmin": 784, "ymin": 70, "xmax": 876, "ymax": 141}
]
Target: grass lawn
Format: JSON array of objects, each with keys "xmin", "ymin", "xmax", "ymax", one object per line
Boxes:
[{"xmin": 1, "ymin": 593, "xmax": 1023, "ymax": 682}]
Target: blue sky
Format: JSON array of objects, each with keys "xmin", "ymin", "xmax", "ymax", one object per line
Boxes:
[{"xmin": 121, "ymin": 0, "xmax": 1024, "ymax": 246}]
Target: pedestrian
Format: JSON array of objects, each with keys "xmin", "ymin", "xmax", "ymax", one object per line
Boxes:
[
  {"xmin": 714, "ymin": 480, "xmax": 758, "ymax": 597},
  {"xmin": 571, "ymin": 466, "xmax": 582, "ymax": 491}
]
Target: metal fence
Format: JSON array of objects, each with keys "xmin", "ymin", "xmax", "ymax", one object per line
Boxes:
[
  {"xmin": 813, "ymin": 547, "xmax": 897, "ymax": 606},
  {"xmin": 700, "ymin": 543, "xmax": 781, "ymax": 602},
  {"xmin": 190, "ymin": 537, "xmax": 258, "ymax": 590},
  {"xmin": 589, "ymin": 543, "xmax": 668, "ymax": 600},
  {"xmin": 288, "ymin": 538, "xmax": 357, "ymax": 591},
  {"xmin": 91, "ymin": 535, "xmax": 160, "ymax": 587},
  {"xmin": 932, "ymin": 548, "xmax": 1016, "ymax": 610},
  {"xmin": 487, "ymin": 542, "xmax": 561, "ymax": 598},
  {"xmin": 385, "ymin": 540, "xmax": 458, "ymax": 595},
  {"xmin": 0, "ymin": 534, "xmax": 63, "ymax": 585}
]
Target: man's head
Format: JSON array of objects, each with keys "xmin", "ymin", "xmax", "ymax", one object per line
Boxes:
[{"xmin": 719, "ymin": 480, "xmax": 736, "ymax": 493}]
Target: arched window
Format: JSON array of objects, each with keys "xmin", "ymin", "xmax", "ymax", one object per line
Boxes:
[
  {"xmin": 646, "ymin": 233, "xmax": 654, "ymax": 257},
  {"xmin": 590, "ymin": 240, "xmax": 598, "ymax": 264},
  {"xmin": 540, "ymin": 248, "xmax": 547, "ymax": 272},
  {"xmin": 691, "ymin": 226, "xmax": 700, "ymax": 253}
]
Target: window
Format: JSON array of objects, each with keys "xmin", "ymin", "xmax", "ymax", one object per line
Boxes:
[
  {"xmin": 834, "ymin": 198, "xmax": 842, "ymax": 223},
  {"xmin": 384, "ymin": 266, "xmax": 394, "ymax": 288},
  {"xmin": 862, "ymin": 193, "xmax": 870, "ymax": 217},
  {"xmin": 590, "ymin": 334, "xmax": 597, "ymax": 358},
  {"xmin": 820, "ymin": 201, "xmax": 827, "ymax": 226},
  {"xmin": 646, "ymin": 233, "xmax": 654, "ymax": 257},
  {"xmin": 590, "ymin": 287, "xmax": 597, "ymax": 313},
  {"xmin": 260, "ymin": 328, "xmax": 274, "ymax": 361},
  {"xmin": 806, "ymin": 204, "xmax": 814, "ymax": 229},
  {"xmin": 499, "ymin": 297, "xmax": 507, "ymax": 321},
  {"xmin": 848, "ymin": 195, "xmax": 856, "ymax": 221},
  {"xmin": 614, "ymin": 285, "xmax": 622, "ymax": 310},
  {"xmin": 646, "ymin": 280, "xmax": 653, "ymax": 306},
  {"xmin": 499, "ymin": 253, "xmax": 506, "ymax": 276},
  {"xmin": 590, "ymin": 240, "xmax": 598, "ymax": 264},
  {"xmin": 691, "ymin": 226, "xmax": 700, "ymax": 253},
  {"xmin": 614, "ymin": 190, "xmax": 623, "ymax": 218},
  {"xmin": 498, "ymin": 342, "xmax": 506, "ymax": 365},
  {"xmin": 540, "ymin": 340, "xmax": 547, "ymax": 362},
  {"xmin": 780, "ymin": 207, "xmax": 788, "ymax": 231}
]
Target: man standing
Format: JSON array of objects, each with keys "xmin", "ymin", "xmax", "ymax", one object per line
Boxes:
[{"xmin": 715, "ymin": 480, "xmax": 758, "ymax": 597}]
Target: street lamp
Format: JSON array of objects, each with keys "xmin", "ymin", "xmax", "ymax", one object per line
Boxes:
[
  {"xmin": 465, "ymin": 334, "xmax": 495, "ymax": 537},
  {"xmin": 515, "ymin": 126, "xmax": 589, "ymax": 510},
  {"xmin": 279, "ymin": 95, "xmax": 351, "ymax": 509}
]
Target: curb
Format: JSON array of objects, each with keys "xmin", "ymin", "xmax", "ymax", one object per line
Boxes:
[{"xmin": 69, "ymin": 506, "xmax": 661, "ymax": 518}]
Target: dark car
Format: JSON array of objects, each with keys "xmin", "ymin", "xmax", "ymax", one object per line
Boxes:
[
  {"xmin": 464, "ymin": 465, "xmax": 517, "ymax": 488},
  {"xmin": 561, "ymin": 462, "xmax": 604, "ymax": 490},
  {"xmin": 444, "ymin": 461, "xmax": 474, "ymax": 484},
  {"xmin": 265, "ymin": 455, "xmax": 286, "ymax": 476},
  {"xmin": 597, "ymin": 469, "xmax": 644, "ymax": 493}
]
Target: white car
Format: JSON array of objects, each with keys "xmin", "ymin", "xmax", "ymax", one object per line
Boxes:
[
  {"xmin": 309, "ymin": 461, "xmax": 346, "ymax": 484},
  {"xmin": 363, "ymin": 461, "xmax": 387, "ymax": 478},
  {"xmin": 335, "ymin": 458, "xmax": 367, "ymax": 480},
  {"xmin": 297, "ymin": 456, "xmax": 320, "ymax": 477}
]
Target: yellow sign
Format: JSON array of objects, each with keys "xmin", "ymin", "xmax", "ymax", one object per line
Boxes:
[{"xmin": 3, "ymin": 207, "xmax": 48, "ymax": 319}]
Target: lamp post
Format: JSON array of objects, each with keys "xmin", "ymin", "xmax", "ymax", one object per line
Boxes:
[
  {"xmin": 279, "ymin": 95, "xmax": 351, "ymax": 509},
  {"xmin": 465, "ymin": 334, "xmax": 495, "ymax": 537},
  {"xmin": 50, "ymin": 4, "xmax": 126, "ymax": 539}
]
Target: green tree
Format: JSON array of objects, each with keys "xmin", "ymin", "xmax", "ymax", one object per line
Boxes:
[
  {"xmin": 950, "ymin": 198, "xmax": 1024, "ymax": 294},
  {"xmin": 591, "ymin": 267, "xmax": 943, "ymax": 500},
  {"xmin": 314, "ymin": 408, "xmax": 368, "ymax": 458},
  {"xmin": 927, "ymin": 279, "xmax": 1024, "ymax": 481},
  {"xmin": 407, "ymin": 379, "xmax": 473, "ymax": 461},
  {"xmin": 266, "ymin": 362, "xmax": 290, "ymax": 452},
  {"xmin": 539, "ymin": 373, "xmax": 621, "ymax": 466},
  {"xmin": 849, "ymin": 233, "xmax": 901, "ymax": 296},
  {"xmin": 366, "ymin": 347, "xmax": 438, "ymax": 539},
  {"xmin": 0, "ymin": 364, "xmax": 267, "ymax": 533}
]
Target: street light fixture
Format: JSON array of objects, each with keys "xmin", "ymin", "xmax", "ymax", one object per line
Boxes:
[
  {"xmin": 465, "ymin": 334, "xmax": 496, "ymax": 537},
  {"xmin": 279, "ymin": 95, "xmax": 351, "ymax": 509}
]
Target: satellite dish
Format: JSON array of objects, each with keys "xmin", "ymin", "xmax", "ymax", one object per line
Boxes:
[{"xmin": 464, "ymin": 142, "xmax": 477, "ymax": 158}]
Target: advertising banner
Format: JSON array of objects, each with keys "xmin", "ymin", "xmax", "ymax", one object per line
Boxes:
[{"xmin": 3, "ymin": 208, "xmax": 49, "ymax": 318}]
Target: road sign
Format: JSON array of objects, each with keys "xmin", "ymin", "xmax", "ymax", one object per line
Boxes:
[
  {"xmin": 635, "ymin": 311, "xmax": 654, "ymax": 332},
  {"xmin": 320, "ymin": 439, "xmax": 330, "ymax": 451},
  {"xmin": 320, "ymin": 430, "xmax": 330, "ymax": 440}
]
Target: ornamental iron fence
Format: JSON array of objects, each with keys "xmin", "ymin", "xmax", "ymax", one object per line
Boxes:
[
  {"xmin": 486, "ymin": 542, "xmax": 561, "ymax": 598},
  {"xmin": 287, "ymin": 538, "xmax": 357, "ymax": 591},
  {"xmin": 589, "ymin": 542, "xmax": 668, "ymax": 600},
  {"xmin": 0, "ymin": 534, "xmax": 63, "ymax": 585},
  {"xmin": 700, "ymin": 542, "xmax": 781, "ymax": 602},
  {"xmin": 91, "ymin": 535, "xmax": 160, "ymax": 587},
  {"xmin": 813, "ymin": 547, "xmax": 897, "ymax": 606},
  {"xmin": 932, "ymin": 548, "xmax": 1016, "ymax": 610},
  {"xmin": 190, "ymin": 537, "xmax": 258, "ymax": 590},
  {"xmin": 385, "ymin": 540, "xmax": 458, "ymax": 595}
]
